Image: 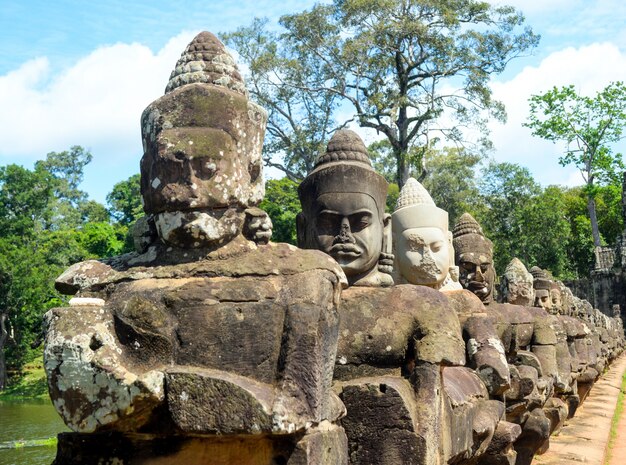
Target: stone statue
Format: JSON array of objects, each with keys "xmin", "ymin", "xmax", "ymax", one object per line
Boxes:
[
  {"xmin": 298, "ymin": 133, "xmax": 513, "ymax": 465},
  {"xmin": 453, "ymin": 213, "xmax": 496, "ymax": 304},
  {"xmin": 45, "ymin": 32, "xmax": 348, "ymax": 465},
  {"xmin": 530, "ymin": 267, "xmax": 552, "ymax": 312},
  {"xmin": 392, "ymin": 177, "xmax": 461, "ymax": 290},
  {"xmin": 297, "ymin": 130, "xmax": 393, "ymax": 287},
  {"xmin": 500, "ymin": 258, "xmax": 535, "ymax": 306}
]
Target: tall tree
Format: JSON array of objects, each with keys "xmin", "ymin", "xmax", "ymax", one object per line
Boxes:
[
  {"xmin": 228, "ymin": 0, "xmax": 539, "ymax": 187},
  {"xmin": 525, "ymin": 82, "xmax": 626, "ymax": 246},
  {"xmin": 107, "ymin": 174, "xmax": 143, "ymax": 226},
  {"xmin": 222, "ymin": 19, "xmax": 344, "ymax": 181}
]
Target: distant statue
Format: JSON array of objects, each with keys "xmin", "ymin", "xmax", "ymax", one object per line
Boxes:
[
  {"xmin": 453, "ymin": 213, "xmax": 496, "ymax": 303},
  {"xmin": 530, "ymin": 266, "xmax": 553, "ymax": 312},
  {"xmin": 392, "ymin": 177, "xmax": 461, "ymax": 290},
  {"xmin": 500, "ymin": 258, "xmax": 535, "ymax": 306}
]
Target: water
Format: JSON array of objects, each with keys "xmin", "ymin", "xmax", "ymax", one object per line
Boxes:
[{"xmin": 0, "ymin": 399, "xmax": 67, "ymax": 465}]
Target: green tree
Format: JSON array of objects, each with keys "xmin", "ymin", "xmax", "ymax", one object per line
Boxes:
[
  {"xmin": 222, "ymin": 19, "xmax": 344, "ymax": 180},
  {"xmin": 106, "ymin": 174, "xmax": 143, "ymax": 226},
  {"xmin": 422, "ymin": 147, "xmax": 483, "ymax": 225},
  {"xmin": 525, "ymin": 82, "xmax": 626, "ymax": 246},
  {"xmin": 229, "ymin": 0, "xmax": 538, "ymax": 187},
  {"xmin": 259, "ymin": 178, "xmax": 301, "ymax": 244},
  {"xmin": 35, "ymin": 146, "xmax": 94, "ymax": 229}
]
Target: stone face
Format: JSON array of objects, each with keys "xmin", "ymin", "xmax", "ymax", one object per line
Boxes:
[
  {"xmin": 500, "ymin": 258, "xmax": 534, "ymax": 307},
  {"xmin": 392, "ymin": 178, "xmax": 460, "ymax": 290},
  {"xmin": 139, "ymin": 31, "xmax": 267, "ymax": 250},
  {"xmin": 297, "ymin": 130, "xmax": 392, "ymax": 287},
  {"xmin": 453, "ymin": 213, "xmax": 496, "ymax": 303}
]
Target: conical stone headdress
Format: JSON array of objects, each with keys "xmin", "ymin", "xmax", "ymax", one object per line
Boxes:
[
  {"xmin": 165, "ymin": 31, "xmax": 247, "ymax": 95},
  {"xmin": 452, "ymin": 213, "xmax": 493, "ymax": 256},
  {"xmin": 298, "ymin": 130, "xmax": 388, "ymax": 219},
  {"xmin": 530, "ymin": 266, "xmax": 552, "ymax": 291},
  {"xmin": 393, "ymin": 177, "xmax": 448, "ymax": 232}
]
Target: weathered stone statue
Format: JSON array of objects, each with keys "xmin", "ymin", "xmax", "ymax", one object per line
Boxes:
[
  {"xmin": 297, "ymin": 130, "xmax": 392, "ymax": 288},
  {"xmin": 45, "ymin": 32, "xmax": 348, "ymax": 465},
  {"xmin": 500, "ymin": 258, "xmax": 535, "ymax": 306},
  {"xmin": 453, "ymin": 213, "xmax": 496, "ymax": 304},
  {"xmin": 530, "ymin": 267, "xmax": 553, "ymax": 312},
  {"xmin": 392, "ymin": 177, "xmax": 461, "ymax": 290},
  {"xmin": 299, "ymin": 140, "xmax": 512, "ymax": 465}
]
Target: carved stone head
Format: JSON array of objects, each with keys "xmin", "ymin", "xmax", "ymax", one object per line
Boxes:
[
  {"xmin": 530, "ymin": 266, "xmax": 552, "ymax": 312},
  {"xmin": 500, "ymin": 258, "xmax": 534, "ymax": 306},
  {"xmin": 297, "ymin": 130, "xmax": 392, "ymax": 287},
  {"xmin": 452, "ymin": 213, "xmax": 495, "ymax": 303},
  {"xmin": 550, "ymin": 282, "xmax": 562, "ymax": 314},
  {"xmin": 392, "ymin": 178, "xmax": 458, "ymax": 289},
  {"xmin": 140, "ymin": 32, "xmax": 267, "ymax": 248}
]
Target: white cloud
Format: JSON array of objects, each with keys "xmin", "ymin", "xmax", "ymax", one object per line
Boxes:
[
  {"xmin": 488, "ymin": 42, "xmax": 626, "ymax": 187},
  {"xmin": 0, "ymin": 31, "xmax": 197, "ymax": 201},
  {"xmin": 0, "ymin": 31, "xmax": 195, "ymax": 161}
]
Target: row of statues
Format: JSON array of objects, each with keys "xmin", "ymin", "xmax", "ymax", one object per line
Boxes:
[{"xmin": 44, "ymin": 32, "xmax": 624, "ymax": 465}]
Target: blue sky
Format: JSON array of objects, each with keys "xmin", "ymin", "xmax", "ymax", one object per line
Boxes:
[{"xmin": 2, "ymin": 0, "xmax": 626, "ymax": 204}]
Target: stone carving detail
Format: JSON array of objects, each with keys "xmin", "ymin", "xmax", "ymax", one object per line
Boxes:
[
  {"xmin": 140, "ymin": 31, "xmax": 267, "ymax": 249},
  {"xmin": 500, "ymin": 258, "xmax": 535, "ymax": 306},
  {"xmin": 42, "ymin": 29, "xmax": 626, "ymax": 465},
  {"xmin": 453, "ymin": 213, "xmax": 496, "ymax": 303},
  {"xmin": 392, "ymin": 177, "xmax": 461, "ymax": 290},
  {"xmin": 297, "ymin": 129, "xmax": 393, "ymax": 287},
  {"xmin": 45, "ymin": 32, "xmax": 348, "ymax": 465}
]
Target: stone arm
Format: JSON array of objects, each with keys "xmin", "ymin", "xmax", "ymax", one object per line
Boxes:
[
  {"xmin": 444, "ymin": 290, "xmax": 511, "ymax": 397},
  {"xmin": 333, "ymin": 285, "xmax": 466, "ymax": 382}
]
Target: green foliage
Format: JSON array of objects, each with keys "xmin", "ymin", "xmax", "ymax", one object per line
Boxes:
[
  {"xmin": 259, "ymin": 178, "xmax": 301, "ymax": 244},
  {"xmin": 221, "ymin": 19, "xmax": 342, "ymax": 181},
  {"xmin": 225, "ymin": 0, "xmax": 538, "ymax": 186},
  {"xmin": 106, "ymin": 174, "xmax": 143, "ymax": 226},
  {"xmin": 0, "ymin": 147, "xmax": 134, "ymax": 390},
  {"xmin": 525, "ymin": 82, "xmax": 626, "ymax": 245},
  {"xmin": 422, "ymin": 147, "xmax": 483, "ymax": 225}
]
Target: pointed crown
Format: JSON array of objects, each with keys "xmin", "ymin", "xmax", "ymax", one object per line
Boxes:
[
  {"xmin": 165, "ymin": 31, "xmax": 247, "ymax": 95},
  {"xmin": 299, "ymin": 130, "xmax": 388, "ymax": 218},
  {"xmin": 392, "ymin": 178, "xmax": 448, "ymax": 232},
  {"xmin": 530, "ymin": 266, "xmax": 552, "ymax": 290},
  {"xmin": 452, "ymin": 212, "xmax": 493, "ymax": 257}
]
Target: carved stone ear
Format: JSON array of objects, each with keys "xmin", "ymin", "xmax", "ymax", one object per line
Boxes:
[
  {"xmin": 382, "ymin": 213, "xmax": 392, "ymax": 254},
  {"xmin": 296, "ymin": 212, "xmax": 307, "ymax": 249}
]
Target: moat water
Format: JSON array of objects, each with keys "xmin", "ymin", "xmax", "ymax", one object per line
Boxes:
[{"xmin": 0, "ymin": 399, "xmax": 67, "ymax": 465}]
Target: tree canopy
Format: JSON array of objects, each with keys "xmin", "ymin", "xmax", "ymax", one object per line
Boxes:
[
  {"xmin": 525, "ymin": 81, "xmax": 626, "ymax": 246},
  {"xmin": 224, "ymin": 0, "xmax": 539, "ymax": 186}
]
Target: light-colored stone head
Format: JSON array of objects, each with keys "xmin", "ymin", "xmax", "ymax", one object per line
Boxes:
[
  {"xmin": 500, "ymin": 258, "xmax": 534, "ymax": 306},
  {"xmin": 297, "ymin": 130, "xmax": 392, "ymax": 287},
  {"xmin": 140, "ymin": 31, "xmax": 268, "ymax": 248},
  {"xmin": 392, "ymin": 178, "xmax": 457, "ymax": 289},
  {"xmin": 452, "ymin": 213, "xmax": 495, "ymax": 303},
  {"xmin": 530, "ymin": 266, "xmax": 552, "ymax": 312}
]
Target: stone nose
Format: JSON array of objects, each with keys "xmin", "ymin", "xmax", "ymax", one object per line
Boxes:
[{"xmin": 335, "ymin": 217, "xmax": 355, "ymax": 244}]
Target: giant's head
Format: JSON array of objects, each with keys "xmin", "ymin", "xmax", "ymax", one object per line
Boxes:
[
  {"xmin": 500, "ymin": 258, "xmax": 534, "ymax": 306},
  {"xmin": 297, "ymin": 130, "xmax": 391, "ymax": 287},
  {"xmin": 392, "ymin": 178, "xmax": 453, "ymax": 288},
  {"xmin": 452, "ymin": 213, "xmax": 495, "ymax": 303},
  {"xmin": 140, "ymin": 32, "xmax": 267, "ymax": 248},
  {"xmin": 530, "ymin": 266, "xmax": 552, "ymax": 312}
]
